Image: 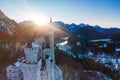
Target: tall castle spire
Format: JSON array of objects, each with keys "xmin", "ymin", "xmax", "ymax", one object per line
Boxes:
[{"xmin": 50, "ymin": 15, "xmax": 52, "ymax": 23}]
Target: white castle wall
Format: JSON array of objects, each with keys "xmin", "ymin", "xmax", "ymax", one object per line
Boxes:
[
  {"xmin": 54, "ymin": 65, "xmax": 63, "ymax": 80},
  {"xmin": 43, "ymin": 48, "xmax": 53, "ymax": 80},
  {"xmin": 20, "ymin": 63, "xmax": 41, "ymax": 80}
]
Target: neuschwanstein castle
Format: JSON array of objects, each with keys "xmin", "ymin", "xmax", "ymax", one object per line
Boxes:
[{"xmin": 6, "ymin": 20, "xmax": 63, "ymax": 80}]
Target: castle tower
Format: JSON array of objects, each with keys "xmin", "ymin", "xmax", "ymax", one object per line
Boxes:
[
  {"xmin": 20, "ymin": 22, "xmax": 55, "ymax": 80},
  {"xmin": 49, "ymin": 31, "xmax": 55, "ymax": 80},
  {"xmin": 20, "ymin": 47, "xmax": 41, "ymax": 80}
]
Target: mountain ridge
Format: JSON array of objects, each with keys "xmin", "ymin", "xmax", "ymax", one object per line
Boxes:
[
  {"xmin": 0, "ymin": 10, "xmax": 20, "ymax": 35},
  {"xmin": 54, "ymin": 21, "xmax": 120, "ymax": 41},
  {"xmin": 0, "ymin": 9, "xmax": 120, "ymax": 41}
]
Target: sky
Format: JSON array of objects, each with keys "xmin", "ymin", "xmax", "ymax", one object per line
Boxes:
[{"xmin": 0, "ymin": 0, "xmax": 120, "ymax": 28}]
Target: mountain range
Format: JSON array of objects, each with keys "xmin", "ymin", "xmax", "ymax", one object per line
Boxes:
[
  {"xmin": 0, "ymin": 10, "xmax": 120, "ymax": 42},
  {"xmin": 53, "ymin": 21, "xmax": 120, "ymax": 41}
]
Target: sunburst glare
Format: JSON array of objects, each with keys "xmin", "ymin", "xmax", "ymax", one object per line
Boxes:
[
  {"xmin": 24, "ymin": 11, "xmax": 49, "ymax": 26},
  {"xmin": 26, "ymin": 12, "xmax": 49, "ymax": 26}
]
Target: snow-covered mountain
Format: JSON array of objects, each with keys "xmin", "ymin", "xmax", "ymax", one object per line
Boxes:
[
  {"xmin": 0, "ymin": 10, "xmax": 19, "ymax": 34},
  {"xmin": 54, "ymin": 21, "xmax": 88, "ymax": 32},
  {"xmin": 93, "ymin": 25, "xmax": 120, "ymax": 34},
  {"xmin": 93, "ymin": 25, "xmax": 105, "ymax": 33},
  {"xmin": 54, "ymin": 21, "xmax": 120, "ymax": 41},
  {"xmin": 54, "ymin": 21, "xmax": 120, "ymax": 33}
]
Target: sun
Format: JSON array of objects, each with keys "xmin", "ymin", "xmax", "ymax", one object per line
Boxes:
[
  {"xmin": 25, "ymin": 12, "xmax": 49, "ymax": 26},
  {"xmin": 32, "ymin": 16, "xmax": 49, "ymax": 26}
]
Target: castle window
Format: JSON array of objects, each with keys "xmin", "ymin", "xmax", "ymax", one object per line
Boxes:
[
  {"xmin": 41, "ymin": 59, "xmax": 46, "ymax": 70},
  {"xmin": 45, "ymin": 54, "xmax": 49, "ymax": 59},
  {"xmin": 29, "ymin": 68, "xmax": 31, "ymax": 71},
  {"xmin": 9, "ymin": 74, "xmax": 12, "ymax": 77},
  {"xmin": 46, "ymin": 43, "xmax": 50, "ymax": 48},
  {"xmin": 29, "ymin": 61, "xmax": 32, "ymax": 63},
  {"xmin": 9, "ymin": 69, "xmax": 12, "ymax": 72},
  {"xmin": 50, "ymin": 59, "xmax": 53, "ymax": 63}
]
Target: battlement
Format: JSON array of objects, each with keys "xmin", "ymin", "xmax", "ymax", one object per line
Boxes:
[
  {"xmin": 24, "ymin": 48, "xmax": 39, "ymax": 64},
  {"xmin": 24, "ymin": 48, "xmax": 39, "ymax": 54}
]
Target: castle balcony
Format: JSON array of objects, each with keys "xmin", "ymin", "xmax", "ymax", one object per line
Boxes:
[{"xmin": 7, "ymin": 65, "xmax": 20, "ymax": 73}]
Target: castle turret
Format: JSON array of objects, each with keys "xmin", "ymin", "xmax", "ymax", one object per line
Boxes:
[
  {"xmin": 50, "ymin": 15, "xmax": 52, "ymax": 23},
  {"xmin": 20, "ymin": 47, "xmax": 41, "ymax": 80},
  {"xmin": 24, "ymin": 48, "xmax": 39, "ymax": 64}
]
